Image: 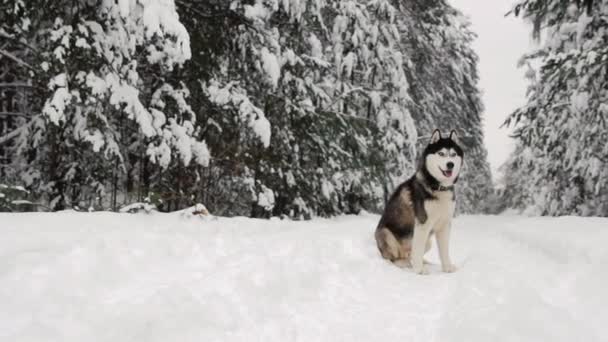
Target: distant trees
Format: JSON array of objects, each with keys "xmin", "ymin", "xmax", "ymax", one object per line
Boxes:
[
  {"xmin": 502, "ymin": 0, "xmax": 608, "ymax": 216},
  {"xmin": 399, "ymin": 0, "xmax": 493, "ymax": 212},
  {"xmin": 1, "ymin": 0, "xmax": 493, "ymax": 216}
]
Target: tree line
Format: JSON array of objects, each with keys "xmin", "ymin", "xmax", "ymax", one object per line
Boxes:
[
  {"xmin": 501, "ymin": 0, "xmax": 608, "ymax": 216},
  {"xmin": 0, "ymin": 0, "xmax": 493, "ymax": 216}
]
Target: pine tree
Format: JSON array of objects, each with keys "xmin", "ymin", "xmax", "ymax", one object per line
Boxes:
[
  {"xmin": 503, "ymin": 0, "xmax": 608, "ymax": 216},
  {"xmin": 397, "ymin": 0, "xmax": 494, "ymax": 213},
  {"xmin": 1, "ymin": 0, "xmax": 493, "ymax": 216},
  {"xmin": 185, "ymin": 0, "xmax": 419, "ymax": 218},
  {"xmin": 1, "ymin": 0, "xmax": 207, "ymax": 210}
]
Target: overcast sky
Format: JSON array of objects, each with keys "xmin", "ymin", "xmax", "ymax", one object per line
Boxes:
[{"xmin": 448, "ymin": 0, "xmax": 532, "ymax": 182}]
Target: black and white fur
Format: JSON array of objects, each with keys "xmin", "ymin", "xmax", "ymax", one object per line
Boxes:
[{"xmin": 375, "ymin": 129, "xmax": 463, "ymax": 274}]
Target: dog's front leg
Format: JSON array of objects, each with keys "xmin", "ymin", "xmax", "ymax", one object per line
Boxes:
[
  {"xmin": 411, "ymin": 223, "xmax": 432, "ymax": 275},
  {"xmin": 436, "ymin": 222, "xmax": 457, "ymax": 273}
]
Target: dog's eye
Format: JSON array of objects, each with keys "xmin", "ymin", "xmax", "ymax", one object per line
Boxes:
[
  {"xmin": 438, "ymin": 151, "xmax": 446, "ymax": 157},
  {"xmin": 449, "ymin": 152, "xmax": 457, "ymax": 158}
]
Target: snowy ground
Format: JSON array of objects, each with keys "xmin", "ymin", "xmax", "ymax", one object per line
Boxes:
[{"xmin": 1, "ymin": 212, "xmax": 606, "ymax": 342}]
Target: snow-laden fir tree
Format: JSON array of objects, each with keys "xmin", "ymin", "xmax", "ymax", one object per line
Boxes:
[
  {"xmin": 182, "ymin": 0, "xmax": 418, "ymax": 217},
  {"xmin": 1, "ymin": 0, "xmax": 208, "ymax": 210},
  {"xmin": 397, "ymin": 0, "xmax": 494, "ymax": 213},
  {"xmin": 1, "ymin": 0, "xmax": 493, "ymax": 216},
  {"xmin": 188, "ymin": 0, "xmax": 491, "ymax": 217},
  {"xmin": 503, "ymin": 0, "xmax": 608, "ymax": 216}
]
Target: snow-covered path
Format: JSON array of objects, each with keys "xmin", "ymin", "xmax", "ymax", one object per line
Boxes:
[{"xmin": 0, "ymin": 212, "xmax": 606, "ymax": 342}]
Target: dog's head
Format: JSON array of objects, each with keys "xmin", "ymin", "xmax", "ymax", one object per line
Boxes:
[{"xmin": 423, "ymin": 129, "xmax": 464, "ymax": 186}]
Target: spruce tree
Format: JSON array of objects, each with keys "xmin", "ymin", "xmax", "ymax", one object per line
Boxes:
[
  {"xmin": 1, "ymin": 0, "xmax": 494, "ymax": 216},
  {"xmin": 503, "ymin": 0, "xmax": 608, "ymax": 216},
  {"xmin": 397, "ymin": 0, "xmax": 494, "ymax": 213}
]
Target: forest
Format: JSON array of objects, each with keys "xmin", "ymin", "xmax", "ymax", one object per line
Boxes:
[
  {"xmin": 2, "ymin": 1, "xmax": 608, "ymax": 340},
  {"xmin": 1, "ymin": 0, "xmax": 607, "ymax": 217}
]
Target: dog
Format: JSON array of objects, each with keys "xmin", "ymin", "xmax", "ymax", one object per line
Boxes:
[{"xmin": 375, "ymin": 129, "xmax": 463, "ymax": 274}]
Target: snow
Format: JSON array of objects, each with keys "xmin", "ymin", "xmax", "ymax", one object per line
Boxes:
[
  {"xmin": 140, "ymin": 0, "xmax": 191, "ymax": 61},
  {"xmin": 260, "ymin": 47, "xmax": 281, "ymax": 89},
  {"xmin": 167, "ymin": 118, "xmax": 193, "ymax": 166},
  {"xmin": 84, "ymin": 130, "xmax": 105, "ymax": 152},
  {"xmin": 146, "ymin": 141, "xmax": 172, "ymax": 168},
  {"xmin": 309, "ymin": 33, "xmax": 323, "ymax": 59},
  {"xmin": 571, "ymin": 91, "xmax": 589, "ymax": 112},
  {"xmin": 321, "ymin": 179, "xmax": 334, "ymax": 199},
  {"xmin": 0, "ymin": 213, "xmax": 606, "ymax": 341},
  {"xmin": 205, "ymin": 81, "xmax": 272, "ymax": 148},
  {"xmin": 37, "ymin": 0, "xmax": 200, "ymax": 172},
  {"xmin": 281, "ymin": 48, "xmax": 298, "ymax": 67},
  {"xmin": 107, "ymin": 78, "xmax": 155, "ymax": 137},
  {"xmin": 244, "ymin": 0, "xmax": 272, "ymax": 21},
  {"xmin": 118, "ymin": 202, "xmax": 156, "ymax": 214},
  {"xmin": 192, "ymin": 140, "xmax": 211, "ymax": 167},
  {"xmin": 85, "ymin": 72, "xmax": 107, "ymax": 96},
  {"xmin": 256, "ymin": 185, "xmax": 276, "ymax": 211},
  {"xmin": 118, "ymin": 0, "xmax": 130, "ymax": 18},
  {"xmin": 341, "ymin": 51, "xmax": 356, "ymax": 78},
  {"xmin": 251, "ymin": 115, "xmax": 271, "ymax": 148},
  {"xmin": 285, "ymin": 171, "xmax": 296, "ymax": 187},
  {"xmin": 75, "ymin": 37, "xmax": 90, "ymax": 49},
  {"xmin": 576, "ymin": 11, "xmax": 592, "ymax": 47},
  {"xmin": 43, "ymin": 80, "xmax": 72, "ymax": 125}
]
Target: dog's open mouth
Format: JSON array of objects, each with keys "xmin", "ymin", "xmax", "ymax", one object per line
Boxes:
[{"xmin": 441, "ymin": 169, "xmax": 453, "ymax": 178}]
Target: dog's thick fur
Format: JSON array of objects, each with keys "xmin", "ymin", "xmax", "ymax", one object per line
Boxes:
[{"xmin": 375, "ymin": 129, "xmax": 463, "ymax": 274}]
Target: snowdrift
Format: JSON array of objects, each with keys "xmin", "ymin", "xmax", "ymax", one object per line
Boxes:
[{"xmin": 0, "ymin": 212, "xmax": 606, "ymax": 341}]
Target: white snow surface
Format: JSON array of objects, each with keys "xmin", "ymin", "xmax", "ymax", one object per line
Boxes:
[
  {"xmin": 260, "ymin": 47, "xmax": 281, "ymax": 90},
  {"xmin": 0, "ymin": 213, "xmax": 606, "ymax": 341}
]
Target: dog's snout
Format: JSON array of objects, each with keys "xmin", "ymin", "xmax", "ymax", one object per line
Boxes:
[{"xmin": 446, "ymin": 162, "xmax": 454, "ymax": 170}]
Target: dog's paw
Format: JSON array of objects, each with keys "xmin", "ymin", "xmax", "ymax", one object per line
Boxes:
[
  {"xmin": 413, "ymin": 265, "xmax": 430, "ymax": 275},
  {"xmin": 442, "ymin": 264, "xmax": 457, "ymax": 273},
  {"xmin": 393, "ymin": 259, "xmax": 410, "ymax": 269}
]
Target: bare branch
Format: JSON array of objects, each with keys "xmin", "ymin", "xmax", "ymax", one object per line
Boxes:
[
  {"xmin": 0, "ymin": 126, "xmax": 25, "ymax": 145},
  {"xmin": 324, "ymin": 110, "xmax": 375, "ymax": 123},
  {"xmin": 321, "ymin": 87, "xmax": 366, "ymax": 112},
  {"xmin": 12, "ymin": 200, "xmax": 53, "ymax": 211},
  {"xmin": 0, "ymin": 82, "xmax": 41, "ymax": 89},
  {"xmin": 0, "ymin": 31, "xmax": 38, "ymax": 52},
  {"xmin": 0, "ymin": 111, "xmax": 30, "ymax": 117},
  {"xmin": 0, "ymin": 49, "xmax": 34, "ymax": 70},
  {"xmin": 0, "ymin": 117, "xmax": 37, "ymax": 146}
]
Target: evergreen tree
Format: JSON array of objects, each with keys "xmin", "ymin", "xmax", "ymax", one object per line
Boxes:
[
  {"xmin": 184, "ymin": 0, "xmax": 418, "ymax": 217},
  {"xmin": 1, "ymin": 0, "xmax": 207, "ymax": 210},
  {"xmin": 1, "ymin": 0, "xmax": 493, "ymax": 216},
  {"xmin": 503, "ymin": 0, "xmax": 608, "ymax": 216},
  {"xmin": 397, "ymin": 0, "xmax": 494, "ymax": 213}
]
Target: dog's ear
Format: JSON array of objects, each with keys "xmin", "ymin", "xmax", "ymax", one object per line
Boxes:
[
  {"xmin": 449, "ymin": 130, "xmax": 460, "ymax": 144},
  {"xmin": 430, "ymin": 129, "xmax": 442, "ymax": 144}
]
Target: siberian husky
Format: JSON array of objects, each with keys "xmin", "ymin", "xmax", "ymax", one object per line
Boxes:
[{"xmin": 375, "ymin": 129, "xmax": 463, "ymax": 274}]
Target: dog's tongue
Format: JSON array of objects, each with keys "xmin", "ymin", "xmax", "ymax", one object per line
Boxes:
[{"xmin": 444, "ymin": 170, "xmax": 453, "ymax": 178}]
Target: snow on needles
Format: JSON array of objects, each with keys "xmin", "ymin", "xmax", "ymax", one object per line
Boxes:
[
  {"xmin": 205, "ymin": 81, "xmax": 272, "ymax": 148},
  {"xmin": 40, "ymin": 0, "xmax": 209, "ymax": 170},
  {"xmin": 261, "ymin": 47, "xmax": 281, "ymax": 90},
  {"xmin": 42, "ymin": 74, "xmax": 72, "ymax": 125},
  {"xmin": 118, "ymin": 0, "xmax": 191, "ymax": 62}
]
